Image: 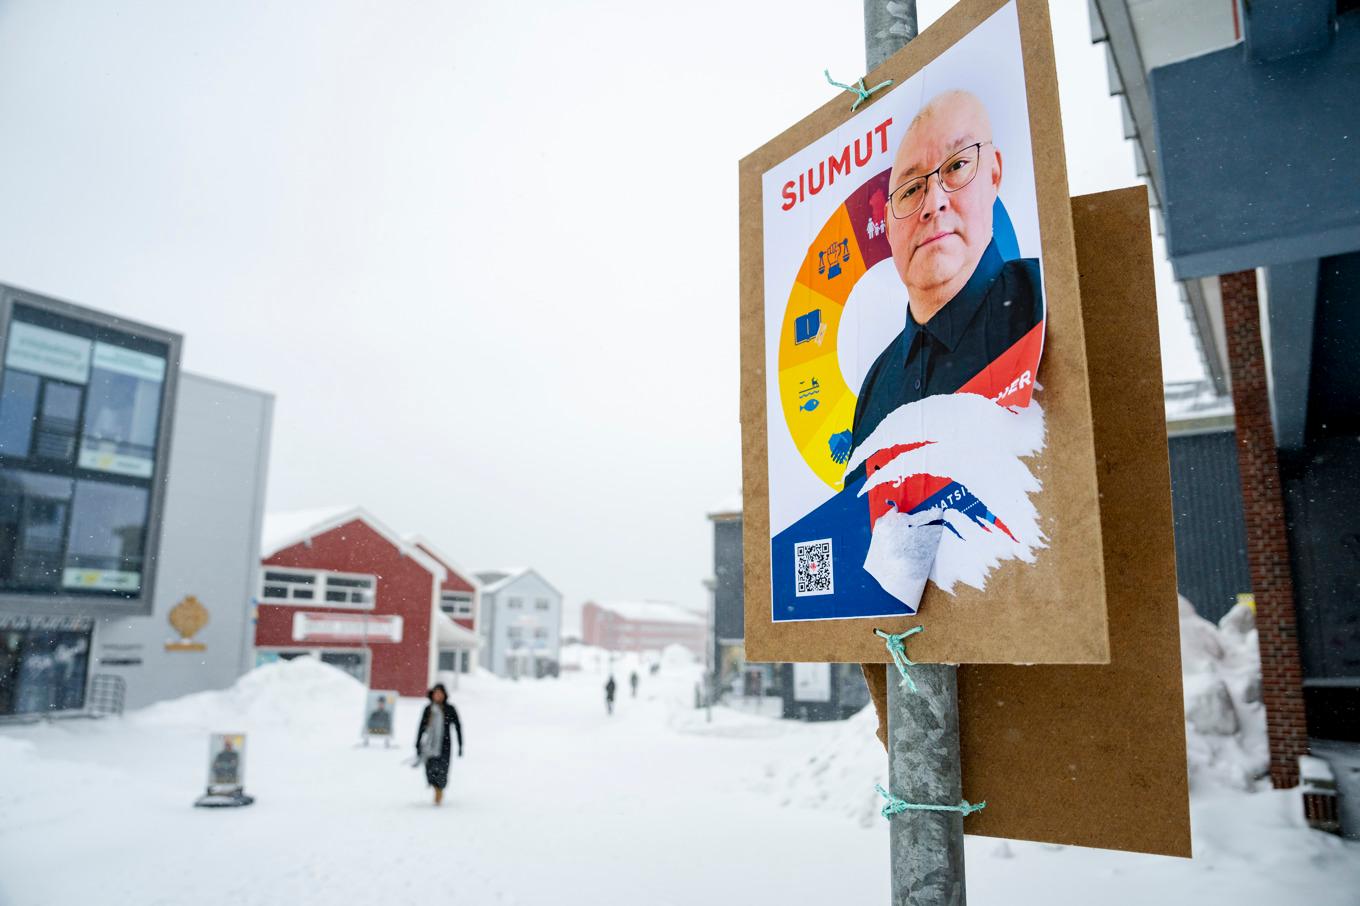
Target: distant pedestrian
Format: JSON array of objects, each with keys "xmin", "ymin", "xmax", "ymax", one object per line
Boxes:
[
  {"xmin": 415, "ymin": 683, "xmax": 463, "ymax": 806},
  {"xmin": 629, "ymin": 671, "xmax": 639, "ymax": 698},
  {"xmin": 604, "ymin": 676, "xmax": 617, "ymax": 716}
]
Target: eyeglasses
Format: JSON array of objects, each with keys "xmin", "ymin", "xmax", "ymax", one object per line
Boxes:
[{"xmin": 888, "ymin": 142, "xmax": 992, "ymax": 220}]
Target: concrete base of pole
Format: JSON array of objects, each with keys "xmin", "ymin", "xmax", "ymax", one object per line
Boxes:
[{"xmin": 887, "ymin": 663, "xmax": 966, "ymax": 906}]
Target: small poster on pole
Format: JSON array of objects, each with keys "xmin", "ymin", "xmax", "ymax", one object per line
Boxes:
[
  {"xmin": 363, "ymin": 689, "xmax": 398, "ymax": 746},
  {"xmin": 194, "ymin": 732, "xmax": 254, "ymax": 808}
]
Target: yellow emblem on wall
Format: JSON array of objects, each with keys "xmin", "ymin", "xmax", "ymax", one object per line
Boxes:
[{"xmin": 166, "ymin": 595, "xmax": 209, "ymax": 652}]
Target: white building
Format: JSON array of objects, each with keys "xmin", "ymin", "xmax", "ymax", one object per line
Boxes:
[{"xmin": 474, "ymin": 568, "xmax": 562, "ymax": 679}]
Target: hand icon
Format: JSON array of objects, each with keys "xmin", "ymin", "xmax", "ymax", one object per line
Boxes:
[{"xmin": 828, "ymin": 430, "xmax": 853, "ymax": 465}]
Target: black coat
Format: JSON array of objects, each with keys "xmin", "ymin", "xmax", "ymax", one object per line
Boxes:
[{"xmin": 416, "ymin": 701, "xmax": 463, "ymax": 789}]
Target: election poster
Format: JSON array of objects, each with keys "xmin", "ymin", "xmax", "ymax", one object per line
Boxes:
[
  {"xmin": 364, "ymin": 689, "xmax": 398, "ymax": 740},
  {"xmin": 206, "ymin": 732, "xmax": 246, "ymax": 794},
  {"xmin": 740, "ymin": 0, "xmax": 1110, "ymax": 665}
]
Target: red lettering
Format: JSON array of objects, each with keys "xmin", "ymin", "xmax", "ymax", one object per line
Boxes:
[
  {"xmin": 853, "ymin": 135, "xmax": 873, "ymax": 168},
  {"xmin": 808, "ymin": 160, "xmax": 826, "ymax": 196},
  {"xmin": 781, "ymin": 181, "xmax": 797, "ymax": 211},
  {"xmin": 828, "ymin": 147, "xmax": 851, "ymax": 185},
  {"xmin": 874, "ymin": 117, "xmax": 893, "ymax": 154}
]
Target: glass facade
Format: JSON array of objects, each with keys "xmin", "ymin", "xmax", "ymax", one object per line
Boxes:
[{"xmin": 0, "ymin": 301, "xmax": 170, "ymax": 601}]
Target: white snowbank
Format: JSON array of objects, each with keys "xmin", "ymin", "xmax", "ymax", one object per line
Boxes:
[{"xmin": 1180, "ymin": 597, "xmax": 1269, "ymax": 791}]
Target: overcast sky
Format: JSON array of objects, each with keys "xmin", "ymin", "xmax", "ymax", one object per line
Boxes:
[{"xmin": 0, "ymin": 0, "xmax": 1203, "ymax": 618}]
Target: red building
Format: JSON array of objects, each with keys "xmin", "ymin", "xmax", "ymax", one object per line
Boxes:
[
  {"xmin": 581, "ymin": 601, "xmax": 706, "ymax": 656},
  {"xmin": 253, "ymin": 506, "xmax": 479, "ymax": 696},
  {"xmin": 409, "ymin": 534, "xmax": 481, "ymax": 671}
]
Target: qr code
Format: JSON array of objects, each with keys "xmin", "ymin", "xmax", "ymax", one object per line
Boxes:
[{"xmin": 794, "ymin": 538, "xmax": 834, "ymax": 597}]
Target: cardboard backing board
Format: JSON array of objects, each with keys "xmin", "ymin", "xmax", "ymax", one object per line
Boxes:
[
  {"xmin": 863, "ymin": 187, "xmax": 1191, "ymax": 857},
  {"xmin": 739, "ymin": 0, "xmax": 1109, "ymax": 666}
]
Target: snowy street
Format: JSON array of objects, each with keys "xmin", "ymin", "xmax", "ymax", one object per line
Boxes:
[{"xmin": 3, "ymin": 649, "xmax": 1358, "ymax": 906}]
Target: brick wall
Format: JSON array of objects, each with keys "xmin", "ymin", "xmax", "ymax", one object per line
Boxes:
[{"xmin": 1220, "ymin": 270, "xmax": 1308, "ymax": 788}]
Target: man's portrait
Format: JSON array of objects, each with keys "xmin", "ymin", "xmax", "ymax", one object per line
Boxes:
[
  {"xmin": 366, "ymin": 693, "xmax": 393, "ymax": 736},
  {"xmin": 845, "ymin": 89, "xmax": 1043, "ymax": 479},
  {"xmin": 210, "ymin": 736, "xmax": 242, "ymax": 788}
]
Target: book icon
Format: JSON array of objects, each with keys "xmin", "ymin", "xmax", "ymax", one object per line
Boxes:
[{"xmin": 795, "ymin": 310, "xmax": 822, "ymax": 345}]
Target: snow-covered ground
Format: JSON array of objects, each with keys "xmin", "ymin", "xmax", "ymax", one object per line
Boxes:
[{"xmin": 2, "ymin": 609, "xmax": 1358, "ymax": 906}]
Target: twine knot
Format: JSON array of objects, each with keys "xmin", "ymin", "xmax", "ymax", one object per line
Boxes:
[
  {"xmin": 875, "ymin": 785, "xmax": 987, "ymax": 821},
  {"xmin": 824, "ymin": 69, "xmax": 894, "ymax": 110},
  {"xmin": 874, "ymin": 626, "xmax": 924, "ymax": 693}
]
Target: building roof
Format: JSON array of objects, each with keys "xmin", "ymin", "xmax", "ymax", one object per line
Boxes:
[
  {"xmin": 707, "ymin": 493, "xmax": 743, "ymax": 519},
  {"xmin": 477, "ymin": 567, "xmax": 562, "ymax": 598},
  {"xmin": 587, "ymin": 600, "xmax": 705, "ymax": 626},
  {"xmin": 406, "ymin": 534, "xmax": 480, "ymax": 593},
  {"xmin": 261, "ymin": 505, "xmax": 446, "ymax": 580}
]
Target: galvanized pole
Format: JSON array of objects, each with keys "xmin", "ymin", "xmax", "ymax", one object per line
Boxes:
[
  {"xmin": 865, "ymin": 0, "xmax": 918, "ymax": 70},
  {"xmin": 887, "ymin": 665, "xmax": 966, "ymax": 905},
  {"xmin": 862, "ymin": 3, "xmax": 969, "ymax": 903}
]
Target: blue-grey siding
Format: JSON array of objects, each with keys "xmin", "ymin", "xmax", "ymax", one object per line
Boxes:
[{"xmin": 1167, "ymin": 430, "xmax": 1251, "ymax": 624}]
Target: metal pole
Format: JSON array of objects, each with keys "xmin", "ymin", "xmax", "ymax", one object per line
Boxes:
[
  {"xmin": 862, "ymin": 3, "xmax": 968, "ymax": 903},
  {"xmin": 887, "ymin": 665, "xmax": 966, "ymax": 905},
  {"xmin": 864, "ymin": 0, "xmax": 918, "ymax": 71}
]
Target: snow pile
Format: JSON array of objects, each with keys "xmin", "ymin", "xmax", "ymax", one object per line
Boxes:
[
  {"xmin": 762, "ymin": 597, "xmax": 1274, "ymax": 828},
  {"xmin": 761, "ymin": 705, "xmax": 886, "ymax": 827},
  {"xmin": 660, "ymin": 643, "xmax": 698, "ymax": 668},
  {"xmin": 1181, "ymin": 597, "xmax": 1269, "ymax": 791},
  {"xmin": 134, "ymin": 656, "xmax": 367, "ymax": 736}
]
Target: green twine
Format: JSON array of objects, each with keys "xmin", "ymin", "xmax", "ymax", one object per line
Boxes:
[
  {"xmin": 874, "ymin": 626, "xmax": 924, "ymax": 693},
  {"xmin": 824, "ymin": 69, "xmax": 895, "ymax": 110},
  {"xmin": 876, "ymin": 785, "xmax": 987, "ymax": 820}
]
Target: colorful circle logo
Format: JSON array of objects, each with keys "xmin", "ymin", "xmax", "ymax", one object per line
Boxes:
[{"xmin": 777, "ymin": 169, "xmax": 895, "ymax": 490}]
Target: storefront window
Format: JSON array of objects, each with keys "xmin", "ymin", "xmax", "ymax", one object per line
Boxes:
[{"xmin": 0, "ymin": 617, "xmax": 93, "ymax": 716}]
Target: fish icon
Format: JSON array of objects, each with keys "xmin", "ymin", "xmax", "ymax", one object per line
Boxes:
[{"xmin": 799, "ymin": 398, "xmax": 820, "ymax": 413}]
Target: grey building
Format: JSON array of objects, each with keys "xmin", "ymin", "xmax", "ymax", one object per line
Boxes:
[
  {"xmin": 90, "ymin": 372, "xmax": 272, "ymax": 710},
  {"xmin": 2, "ymin": 368, "xmax": 272, "ymax": 715},
  {"xmin": 474, "ymin": 567, "xmax": 562, "ymax": 678},
  {"xmin": 706, "ymin": 501, "xmax": 868, "ymax": 720}
]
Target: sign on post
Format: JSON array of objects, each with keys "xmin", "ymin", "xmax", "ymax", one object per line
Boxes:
[
  {"xmin": 741, "ymin": 0, "xmax": 1107, "ymax": 667},
  {"xmin": 739, "ymin": 0, "xmax": 1190, "ymax": 856},
  {"xmin": 363, "ymin": 689, "xmax": 399, "ymax": 747},
  {"xmin": 195, "ymin": 732, "xmax": 254, "ymax": 808}
]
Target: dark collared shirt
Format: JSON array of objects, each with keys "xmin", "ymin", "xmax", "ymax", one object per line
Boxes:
[{"xmin": 846, "ymin": 240, "xmax": 1042, "ymax": 484}]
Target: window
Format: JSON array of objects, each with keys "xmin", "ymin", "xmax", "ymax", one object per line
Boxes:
[
  {"xmin": 440, "ymin": 591, "xmax": 474, "ymax": 617},
  {"xmin": 78, "ymin": 343, "xmax": 165, "ymax": 478},
  {"xmin": 532, "ymin": 627, "xmax": 549, "ymax": 640},
  {"xmin": 507, "ymin": 626, "xmax": 524, "ymax": 641},
  {"xmin": 507, "ymin": 597, "xmax": 523, "ymax": 610},
  {"xmin": 0, "ymin": 303, "xmax": 175, "ymax": 603},
  {"xmin": 437, "ymin": 650, "xmax": 458, "ymax": 671},
  {"xmin": 534, "ymin": 598, "xmax": 550, "ymax": 611},
  {"xmin": 259, "ymin": 569, "xmax": 375, "ymax": 609}
]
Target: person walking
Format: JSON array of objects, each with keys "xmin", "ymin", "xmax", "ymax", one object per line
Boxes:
[
  {"xmin": 415, "ymin": 683, "xmax": 463, "ymax": 806},
  {"xmin": 629, "ymin": 670, "xmax": 639, "ymax": 698},
  {"xmin": 604, "ymin": 675, "xmax": 617, "ymax": 716}
]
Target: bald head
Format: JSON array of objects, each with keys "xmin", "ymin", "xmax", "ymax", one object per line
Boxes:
[{"xmin": 886, "ymin": 90, "xmax": 1003, "ymax": 322}]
